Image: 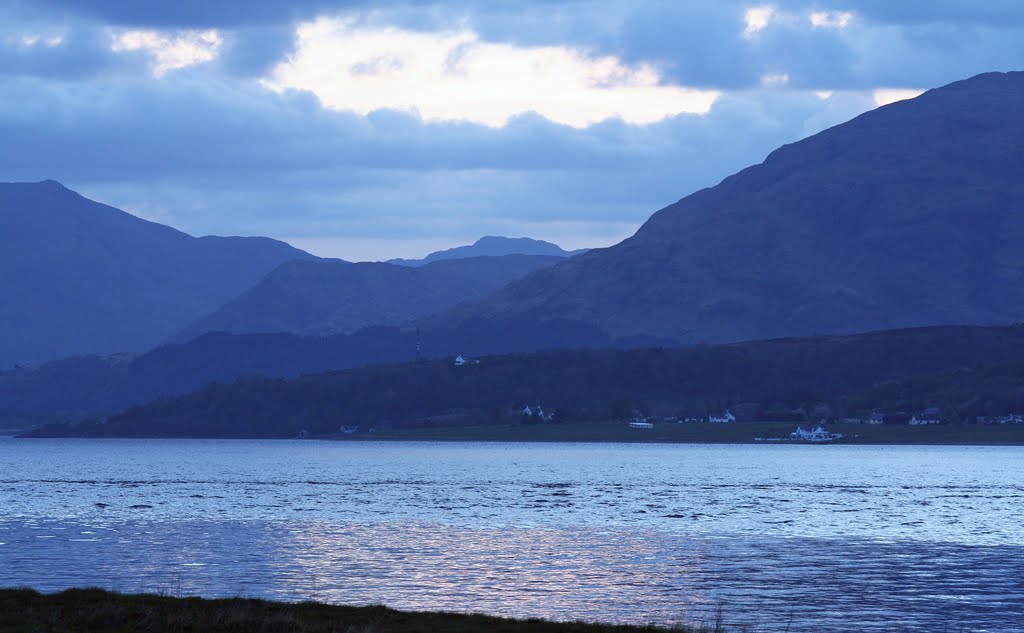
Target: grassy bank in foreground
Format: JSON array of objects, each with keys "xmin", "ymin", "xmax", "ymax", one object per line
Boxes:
[
  {"xmin": 0, "ymin": 589, "xmax": 718, "ymax": 633},
  {"xmin": 367, "ymin": 421, "xmax": 1024, "ymax": 445}
]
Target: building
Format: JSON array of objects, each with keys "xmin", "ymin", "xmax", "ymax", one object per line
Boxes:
[
  {"xmin": 978, "ymin": 414, "xmax": 1024, "ymax": 425},
  {"xmin": 629, "ymin": 421, "xmax": 654, "ymax": 429},
  {"xmin": 709, "ymin": 410, "xmax": 736, "ymax": 423},
  {"xmin": 790, "ymin": 425, "xmax": 843, "ymax": 442},
  {"xmin": 909, "ymin": 407, "xmax": 942, "ymax": 425}
]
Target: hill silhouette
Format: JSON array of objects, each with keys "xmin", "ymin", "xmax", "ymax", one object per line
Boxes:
[
  {"xmin": 387, "ymin": 236, "xmax": 584, "ymax": 266},
  {"xmin": 438, "ymin": 72, "xmax": 1024, "ymax": 343},
  {"xmin": 25, "ymin": 324, "xmax": 1024, "ymax": 437},
  {"xmin": 0, "ymin": 180, "xmax": 313, "ymax": 367},
  {"xmin": 174, "ymin": 254, "xmax": 563, "ymax": 341}
]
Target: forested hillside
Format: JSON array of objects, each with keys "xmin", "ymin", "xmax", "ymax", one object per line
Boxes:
[{"xmin": 29, "ymin": 325, "xmax": 1024, "ymax": 437}]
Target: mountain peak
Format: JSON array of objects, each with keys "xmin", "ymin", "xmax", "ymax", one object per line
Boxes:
[
  {"xmin": 440, "ymin": 71, "xmax": 1024, "ymax": 344},
  {"xmin": 388, "ymin": 235, "xmax": 586, "ymax": 267},
  {"xmin": 0, "ymin": 182, "xmax": 313, "ymax": 367}
]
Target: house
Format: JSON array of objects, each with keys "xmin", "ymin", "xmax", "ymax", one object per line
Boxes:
[
  {"xmin": 789, "ymin": 425, "xmax": 843, "ymax": 442},
  {"xmin": 629, "ymin": 421, "xmax": 654, "ymax": 429},
  {"xmin": 978, "ymin": 414, "xmax": 1024, "ymax": 425},
  {"xmin": 522, "ymin": 405, "xmax": 554, "ymax": 422},
  {"xmin": 454, "ymin": 355, "xmax": 480, "ymax": 367},
  {"xmin": 867, "ymin": 412, "xmax": 885, "ymax": 425},
  {"xmin": 709, "ymin": 410, "xmax": 736, "ymax": 423},
  {"xmin": 339, "ymin": 425, "xmax": 360, "ymax": 434},
  {"xmin": 909, "ymin": 407, "xmax": 942, "ymax": 425}
]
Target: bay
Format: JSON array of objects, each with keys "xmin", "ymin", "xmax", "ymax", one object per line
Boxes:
[{"xmin": 1, "ymin": 437, "xmax": 1022, "ymax": 631}]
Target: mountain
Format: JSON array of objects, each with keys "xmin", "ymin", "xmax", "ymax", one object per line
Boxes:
[
  {"xmin": 387, "ymin": 236, "xmax": 585, "ymax": 266},
  {"xmin": 0, "ymin": 180, "xmax": 313, "ymax": 367},
  {"xmin": 437, "ymin": 72, "xmax": 1024, "ymax": 344},
  {"xmin": 27, "ymin": 324, "xmax": 1024, "ymax": 438},
  {"xmin": 174, "ymin": 254, "xmax": 564, "ymax": 341}
]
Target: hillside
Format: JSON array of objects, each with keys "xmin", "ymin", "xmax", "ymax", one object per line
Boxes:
[
  {"xmin": 387, "ymin": 236, "xmax": 584, "ymax": 266},
  {"xmin": 0, "ymin": 317, "xmax": 619, "ymax": 419},
  {"xmin": 174, "ymin": 254, "xmax": 563, "ymax": 341},
  {"xmin": 26, "ymin": 324, "xmax": 1024, "ymax": 438},
  {"xmin": 438, "ymin": 72, "xmax": 1024, "ymax": 343},
  {"xmin": 0, "ymin": 180, "xmax": 313, "ymax": 367}
]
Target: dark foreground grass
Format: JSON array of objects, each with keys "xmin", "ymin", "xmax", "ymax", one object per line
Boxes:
[{"xmin": 0, "ymin": 589, "xmax": 722, "ymax": 633}]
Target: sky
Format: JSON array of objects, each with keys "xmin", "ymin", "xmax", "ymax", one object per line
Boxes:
[{"xmin": 1, "ymin": 1, "xmax": 1022, "ymax": 260}]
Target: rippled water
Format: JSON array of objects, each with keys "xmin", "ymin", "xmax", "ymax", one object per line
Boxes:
[{"xmin": 1, "ymin": 438, "xmax": 1022, "ymax": 631}]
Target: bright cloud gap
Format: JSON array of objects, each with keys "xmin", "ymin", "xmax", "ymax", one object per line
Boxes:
[
  {"xmin": 111, "ymin": 28, "xmax": 222, "ymax": 77},
  {"xmin": 262, "ymin": 17, "xmax": 720, "ymax": 128}
]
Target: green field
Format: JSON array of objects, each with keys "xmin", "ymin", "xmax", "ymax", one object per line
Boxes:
[
  {"xmin": 0, "ymin": 589, "xmax": 724, "ymax": 633},
  {"xmin": 365, "ymin": 421, "xmax": 1024, "ymax": 445}
]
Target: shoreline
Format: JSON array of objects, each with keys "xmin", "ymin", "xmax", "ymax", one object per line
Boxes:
[
  {"xmin": 12, "ymin": 421, "xmax": 1024, "ymax": 445},
  {"xmin": 0, "ymin": 588, "xmax": 712, "ymax": 633}
]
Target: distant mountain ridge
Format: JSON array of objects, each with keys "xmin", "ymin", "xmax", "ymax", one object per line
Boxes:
[
  {"xmin": 1, "ymin": 316, "xmax": 627, "ymax": 418},
  {"xmin": 24, "ymin": 324, "xmax": 1024, "ymax": 438},
  {"xmin": 387, "ymin": 236, "xmax": 586, "ymax": 266},
  {"xmin": 437, "ymin": 71, "xmax": 1024, "ymax": 344},
  {"xmin": 0, "ymin": 180, "xmax": 314, "ymax": 367},
  {"xmin": 173, "ymin": 254, "xmax": 564, "ymax": 341}
]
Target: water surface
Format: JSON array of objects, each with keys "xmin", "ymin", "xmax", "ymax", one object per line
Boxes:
[{"xmin": 1, "ymin": 438, "xmax": 1022, "ymax": 631}]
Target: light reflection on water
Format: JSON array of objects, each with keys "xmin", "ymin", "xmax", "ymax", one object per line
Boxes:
[{"xmin": 1, "ymin": 438, "xmax": 1023, "ymax": 632}]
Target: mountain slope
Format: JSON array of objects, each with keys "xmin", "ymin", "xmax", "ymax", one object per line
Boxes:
[
  {"xmin": 174, "ymin": 254, "xmax": 563, "ymax": 341},
  {"xmin": 439, "ymin": 71, "xmax": 1024, "ymax": 343},
  {"xmin": 27, "ymin": 324, "xmax": 1024, "ymax": 438},
  {"xmin": 387, "ymin": 236, "xmax": 585, "ymax": 266},
  {"xmin": 0, "ymin": 180, "xmax": 313, "ymax": 367}
]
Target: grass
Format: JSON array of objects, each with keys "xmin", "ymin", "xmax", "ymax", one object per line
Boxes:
[
  {"xmin": 365, "ymin": 421, "xmax": 1024, "ymax": 445},
  {"xmin": 0, "ymin": 588, "xmax": 728, "ymax": 633}
]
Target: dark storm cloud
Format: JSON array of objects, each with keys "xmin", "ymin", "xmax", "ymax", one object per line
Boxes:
[
  {"xmin": 216, "ymin": 26, "xmax": 298, "ymax": 76},
  {"xmin": 21, "ymin": 0, "xmax": 359, "ymax": 27},
  {"xmin": 0, "ymin": 72, "xmax": 872, "ymax": 250}
]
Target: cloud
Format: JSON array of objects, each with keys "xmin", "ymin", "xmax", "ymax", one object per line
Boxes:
[
  {"xmin": 25, "ymin": 0, "xmax": 352, "ymax": 27},
  {"xmin": 216, "ymin": 25, "xmax": 297, "ymax": 76},
  {"xmin": 743, "ymin": 6, "xmax": 776, "ymax": 38},
  {"xmin": 0, "ymin": 19, "xmax": 128, "ymax": 79},
  {"xmin": 110, "ymin": 28, "xmax": 222, "ymax": 77},
  {"xmin": 0, "ymin": 68, "xmax": 877, "ymax": 258},
  {"xmin": 263, "ymin": 17, "xmax": 719, "ymax": 128},
  {"xmin": 3, "ymin": 0, "xmax": 1022, "ymax": 260},
  {"xmin": 872, "ymin": 88, "xmax": 926, "ymax": 107},
  {"xmin": 5, "ymin": 1, "xmax": 1024, "ymax": 90}
]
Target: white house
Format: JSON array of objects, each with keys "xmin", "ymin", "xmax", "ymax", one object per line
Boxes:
[
  {"xmin": 454, "ymin": 355, "xmax": 468, "ymax": 366},
  {"xmin": 629, "ymin": 421, "xmax": 654, "ymax": 429},
  {"xmin": 979, "ymin": 414, "xmax": 1024, "ymax": 425},
  {"xmin": 709, "ymin": 410, "xmax": 736, "ymax": 423},
  {"xmin": 790, "ymin": 425, "xmax": 843, "ymax": 442},
  {"xmin": 909, "ymin": 407, "xmax": 942, "ymax": 425}
]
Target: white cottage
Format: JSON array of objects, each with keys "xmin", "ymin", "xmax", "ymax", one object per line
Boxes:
[
  {"xmin": 790, "ymin": 425, "xmax": 843, "ymax": 442},
  {"xmin": 709, "ymin": 410, "xmax": 736, "ymax": 423}
]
